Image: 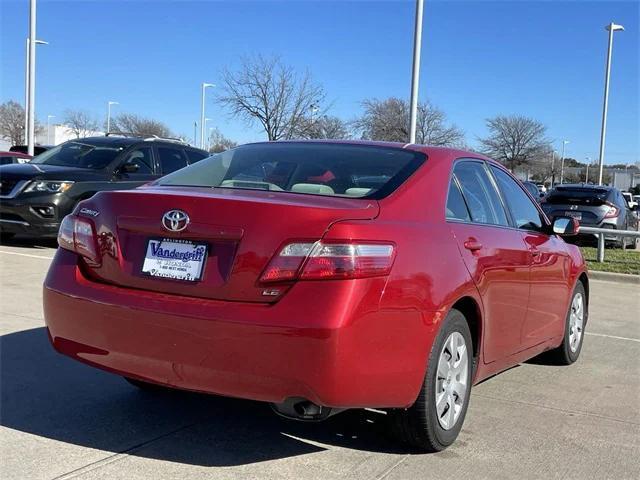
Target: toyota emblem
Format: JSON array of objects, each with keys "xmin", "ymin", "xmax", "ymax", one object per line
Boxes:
[{"xmin": 162, "ymin": 210, "xmax": 190, "ymax": 232}]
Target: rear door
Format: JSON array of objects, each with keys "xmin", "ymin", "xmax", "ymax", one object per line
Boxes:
[
  {"xmin": 489, "ymin": 165, "xmax": 570, "ymax": 347},
  {"xmin": 447, "ymin": 160, "xmax": 530, "ymax": 363}
]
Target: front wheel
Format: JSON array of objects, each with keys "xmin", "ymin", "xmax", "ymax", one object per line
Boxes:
[{"xmin": 390, "ymin": 309, "xmax": 473, "ymax": 452}]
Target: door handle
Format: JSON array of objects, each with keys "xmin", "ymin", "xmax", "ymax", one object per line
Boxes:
[{"xmin": 463, "ymin": 239, "xmax": 483, "ymax": 251}]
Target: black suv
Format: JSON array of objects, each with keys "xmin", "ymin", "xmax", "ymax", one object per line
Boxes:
[{"xmin": 0, "ymin": 136, "xmax": 208, "ymax": 240}]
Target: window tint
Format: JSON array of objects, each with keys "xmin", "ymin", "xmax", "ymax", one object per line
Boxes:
[
  {"xmin": 446, "ymin": 178, "xmax": 470, "ymax": 221},
  {"xmin": 156, "ymin": 143, "xmax": 426, "ymax": 199},
  {"xmin": 491, "ymin": 166, "xmax": 543, "ymax": 231},
  {"xmin": 121, "ymin": 147, "xmax": 153, "ymax": 174},
  {"xmin": 453, "ymin": 161, "xmax": 508, "ymax": 226},
  {"xmin": 158, "ymin": 147, "xmax": 188, "ymax": 174},
  {"xmin": 186, "ymin": 149, "xmax": 208, "ymax": 164}
]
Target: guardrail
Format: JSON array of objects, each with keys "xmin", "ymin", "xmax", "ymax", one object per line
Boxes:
[{"xmin": 579, "ymin": 226, "xmax": 640, "ymax": 262}]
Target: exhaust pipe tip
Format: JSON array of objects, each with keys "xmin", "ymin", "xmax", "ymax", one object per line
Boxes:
[{"xmin": 271, "ymin": 397, "xmax": 345, "ymax": 422}]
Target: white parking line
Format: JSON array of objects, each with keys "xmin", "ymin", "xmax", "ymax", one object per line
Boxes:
[
  {"xmin": 587, "ymin": 332, "xmax": 640, "ymax": 343},
  {"xmin": 0, "ymin": 250, "xmax": 54, "ymax": 260}
]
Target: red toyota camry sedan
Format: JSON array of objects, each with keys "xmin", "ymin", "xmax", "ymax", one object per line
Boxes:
[{"xmin": 43, "ymin": 141, "xmax": 588, "ymax": 451}]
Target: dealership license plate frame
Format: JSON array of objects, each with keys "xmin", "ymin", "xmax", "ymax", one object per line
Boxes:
[{"xmin": 141, "ymin": 237, "xmax": 208, "ymax": 282}]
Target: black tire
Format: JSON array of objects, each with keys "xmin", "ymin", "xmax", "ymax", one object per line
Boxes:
[
  {"xmin": 0, "ymin": 232, "xmax": 15, "ymax": 243},
  {"xmin": 547, "ymin": 281, "xmax": 587, "ymax": 365},
  {"xmin": 389, "ymin": 308, "xmax": 473, "ymax": 452}
]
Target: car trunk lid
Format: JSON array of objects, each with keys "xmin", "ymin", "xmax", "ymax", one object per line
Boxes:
[{"xmin": 78, "ymin": 186, "xmax": 379, "ymax": 302}]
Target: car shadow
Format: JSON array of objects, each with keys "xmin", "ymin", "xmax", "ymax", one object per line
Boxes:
[{"xmin": 0, "ymin": 327, "xmax": 414, "ymax": 467}]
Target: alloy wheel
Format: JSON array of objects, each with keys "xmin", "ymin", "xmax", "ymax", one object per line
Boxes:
[
  {"xmin": 435, "ymin": 332, "xmax": 469, "ymax": 430},
  {"xmin": 569, "ymin": 293, "xmax": 584, "ymax": 353}
]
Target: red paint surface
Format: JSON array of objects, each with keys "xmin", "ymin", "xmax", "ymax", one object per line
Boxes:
[{"xmin": 43, "ymin": 142, "xmax": 587, "ymax": 408}]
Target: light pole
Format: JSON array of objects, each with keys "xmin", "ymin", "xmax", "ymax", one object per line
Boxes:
[
  {"xmin": 408, "ymin": 0, "xmax": 425, "ymax": 144},
  {"xmin": 550, "ymin": 150, "xmax": 556, "ymax": 188},
  {"xmin": 193, "ymin": 121, "xmax": 198, "ymax": 147},
  {"xmin": 208, "ymin": 127, "xmax": 215, "ymax": 151},
  {"xmin": 559, "ymin": 140, "xmax": 569, "ymax": 184},
  {"xmin": 204, "ymin": 118, "xmax": 212, "ymax": 151},
  {"xmin": 46, "ymin": 115, "xmax": 55, "ymax": 144},
  {"xmin": 27, "ymin": 0, "xmax": 39, "ymax": 155},
  {"xmin": 597, "ymin": 22, "xmax": 624, "ymax": 186},
  {"xmin": 24, "ymin": 38, "xmax": 48, "ymax": 144},
  {"xmin": 200, "ymin": 83, "xmax": 215, "ymax": 149},
  {"xmin": 585, "ymin": 157, "xmax": 590, "ymax": 183},
  {"xmin": 106, "ymin": 101, "xmax": 119, "ymax": 134}
]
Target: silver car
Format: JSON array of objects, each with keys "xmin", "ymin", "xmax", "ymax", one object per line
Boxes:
[{"xmin": 542, "ymin": 184, "xmax": 638, "ymax": 247}]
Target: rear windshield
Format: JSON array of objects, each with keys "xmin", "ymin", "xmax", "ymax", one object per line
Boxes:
[
  {"xmin": 546, "ymin": 187, "xmax": 611, "ymax": 206},
  {"xmin": 31, "ymin": 141, "xmax": 125, "ymax": 169},
  {"xmin": 156, "ymin": 143, "xmax": 426, "ymax": 199}
]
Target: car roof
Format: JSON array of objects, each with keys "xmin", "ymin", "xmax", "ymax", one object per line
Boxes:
[
  {"xmin": 554, "ymin": 183, "xmax": 613, "ymax": 191},
  {"xmin": 241, "ymin": 140, "xmax": 487, "ymax": 162},
  {"xmin": 59, "ymin": 136, "xmax": 205, "ymax": 151}
]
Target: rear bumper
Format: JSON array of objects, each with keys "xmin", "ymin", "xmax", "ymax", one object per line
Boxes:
[{"xmin": 43, "ymin": 249, "xmax": 434, "ymax": 408}]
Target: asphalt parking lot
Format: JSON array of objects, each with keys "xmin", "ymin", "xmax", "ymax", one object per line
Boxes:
[{"xmin": 1, "ymin": 238, "xmax": 639, "ymax": 480}]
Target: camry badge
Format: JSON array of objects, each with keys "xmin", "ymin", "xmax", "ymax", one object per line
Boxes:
[{"xmin": 162, "ymin": 210, "xmax": 190, "ymax": 232}]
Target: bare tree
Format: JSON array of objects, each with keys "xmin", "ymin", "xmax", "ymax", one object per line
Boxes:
[
  {"xmin": 64, "ymin": 109, "xmax": 100, "ymax": 138},
  {"xmin": 109, "ymin": 113, "xmax": 173, "ymax": 138},
  {"xmin": 292, "ymin": 115, "xmax": 351, "ymax": 140},
  {"xmin": 354, "ymin": 97, "xmax": 464, "ymax": 146},
  {"xmin": 207, "ymin": 127, "xmax": 237, "ymax": 153},
  {"xmin": 0, "ymin": 100, "xmax": 26, "ymax": 145},
  {"xmin": 478, "ymin": 115, "xmax": 550, "ymax": 168},
  {"xmin": 218, "ymin": 55, "xmax": 326, "ymax": 141}
]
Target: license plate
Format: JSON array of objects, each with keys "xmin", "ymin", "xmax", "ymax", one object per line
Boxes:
[
  {"xmin": 565, "ymin": 211, "xmax": 582, "ymax": 220},
  {"xmin": 142, "ymin": 238, "xmax": 207, "ymax": 282}
]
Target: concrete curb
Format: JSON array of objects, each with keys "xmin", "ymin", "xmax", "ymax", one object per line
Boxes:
[{"xmin": 589, "ymin": 270, "xmax": 640, "ymax": 285}]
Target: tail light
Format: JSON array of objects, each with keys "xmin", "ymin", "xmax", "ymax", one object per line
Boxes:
[
  {"xmin": 260, "ymin": 241, "xmax": 396, "ymax": 283},
  {"xmin": 58, "ymin": 215, "xmax": 100, "ymax": 264},
  {"xmin": 604, "ymin": 202, "xmax": 620, "ymax": 219}
]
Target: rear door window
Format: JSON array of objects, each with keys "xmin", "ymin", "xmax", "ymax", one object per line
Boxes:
[
  {"xmin": 158, "ymin": 147, "xmax": 188, "ymax": 174},
  {"xmin": 453, "ymin": 161, "xmax": 509, "ymax": 226},
  {"xmin": 186, "ymin": 150, "xmax": 208, "ymax": 164},
  {"xmin": 446, "ymin": 178, "xmax": 471, "ymax": 221}
]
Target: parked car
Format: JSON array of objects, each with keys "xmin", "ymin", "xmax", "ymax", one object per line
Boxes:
[
  {"xmin": 522, "ymin": 181, "xmax": 541, "ymax": 200},
  {"xmin": 621, "ymin": 191, "xmax": 638, "ymax": 211},
  {"xmin": 542, "ymin": 184, "xmax": 638, "ymax": 247},
  {"xmin": 0, "ymin": 151, "xmax": 32, "ymax": 165},
  {"xmin": 0, "ymin": 135, "xmax": 208, "ymax": 241},
  {"xmin": 43, "ymin": 141, "xmax": 588, "ymax": 452},
  {"xmin": 9, "ymin": 144, "xmax": 52, "ymax": 156},
  {"xmin": 536, "ymin": 184, "xmax": 547, "ymax": 195}
]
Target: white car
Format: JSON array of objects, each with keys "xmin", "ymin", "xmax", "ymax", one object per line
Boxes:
[{"xmin": 622, "ymin": 192, "xmax": 638, "ymax": 210}]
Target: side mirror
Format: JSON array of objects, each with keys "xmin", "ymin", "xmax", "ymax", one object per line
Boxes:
[
  {"xmin": 552, "ymin": 216, "xmax": 580, "ymax": 236},
  {"xmin": 120, "ymin": 162, "xmax": 140, "ymax": 174}
]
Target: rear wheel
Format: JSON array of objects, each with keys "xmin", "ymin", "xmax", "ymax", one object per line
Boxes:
[
  {"xmin": 390, "ymin": 309, "xmax": 473, "ymax": 452},
  {"xmin": 547, "ymin": 281, "xmax": 587, "ymax": 365}
]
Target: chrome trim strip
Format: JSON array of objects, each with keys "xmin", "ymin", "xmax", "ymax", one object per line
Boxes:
[
  {"xmin": 0, "ymin": 219, "xmax": 30, "ymax": 226},
  {"xmin": 0, "ymin": 180, "xmax": 30, "ymax": 199}
]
